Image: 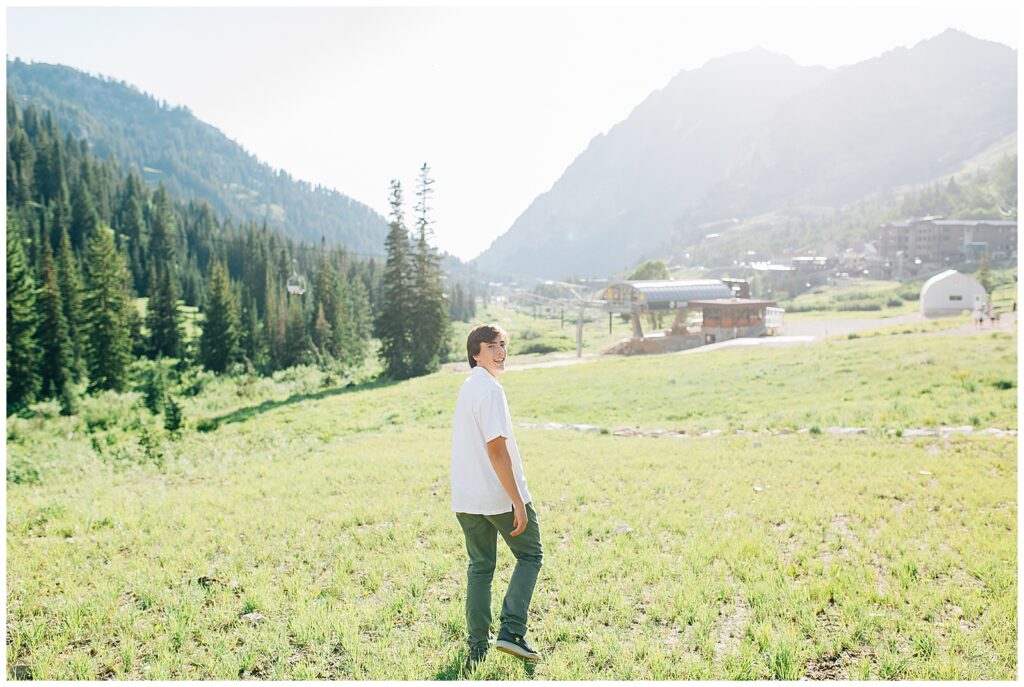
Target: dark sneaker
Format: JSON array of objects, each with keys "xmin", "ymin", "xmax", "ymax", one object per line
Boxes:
[
  {"xmin": 462, "ymin": 648, "xmax": 488, "ymax": 675},
  {"xmin": 495, "ymin": 630, "xmax": 541, "ymax": 661}
]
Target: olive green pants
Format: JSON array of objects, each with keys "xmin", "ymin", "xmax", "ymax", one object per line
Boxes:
[{"xmin": 456, "ymin": 502, "xmax": 543, "ymax": 652}]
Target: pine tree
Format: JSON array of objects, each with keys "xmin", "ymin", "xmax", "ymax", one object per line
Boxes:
[
  {"xmin": 340, "ymin": 274, "xmax": 372, "ymax": 369},
  {"xmin": 976, "ymin": 248, "xmax": 994, "ymax": 295},
  {"xmin": 149, "ymin": 184, "xmax": 177, "ymax": 267},
  {"xmin": 36, "ymin": 233, "xmax": 74, "ymax": 402},
  {"xmin": 146, "ymin": 266, "xmax": 182, "ymax": 359},
  {"xmin": 312, "ymin": 239, "xmax": 343, "ymax": 359},
  {"xmin": 312, "ymin": 303, "xmax": 333, "ymax": 358},
  {"xmin": 409, "ymin": 163, "xmax": 451, "ymax": 375},
  {"xmin": 199, "ymin": 260, "xmax": 240, "ymax": 373},
  {"xmin": 81, "ymin": 225, "xmax": 133, "ymax": 392},
  {"xmin": 283, "ymin": 297, "xmax": 313, "ymax": 368},
  {"xmin": 55, "ymin": 226, "xmax": 85, "ymax": 381},
  {"xmin": 69, "ymin": 177, "xmax": 99, "ymax": 251},
  {"xmin": 6, "ymin": 215, "xmax": 42, "ymax": 412},
  {"xmin": 377, "ymin": 180, "xmax": 413, "ymax": 378},
  {"xmin": 238, "ymin": 294, "xmax": 262, "ymax": 369},
  {"xmin": 120, "ymin": 174, "xmax": 148, "ymax": 292}
]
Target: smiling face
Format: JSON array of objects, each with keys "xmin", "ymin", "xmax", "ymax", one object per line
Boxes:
[{"xmin": 473, "ymin": 336, "xmax": 508, "ymax": 377}]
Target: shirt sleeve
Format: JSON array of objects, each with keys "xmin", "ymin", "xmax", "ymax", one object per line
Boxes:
[{"xmin": 478, "ymin": 385, "xmax": 512, "ymax": 444}]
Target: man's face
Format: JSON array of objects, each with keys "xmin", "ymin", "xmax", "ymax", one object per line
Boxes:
[{"xmin": 473, "ymin": 336, "xmax": 507, "ymax": 377}]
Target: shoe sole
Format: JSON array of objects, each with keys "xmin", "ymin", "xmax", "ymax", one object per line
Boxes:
[{"xmin": 495, "ymin": 640, "xmax": 541, "ymax": 661}]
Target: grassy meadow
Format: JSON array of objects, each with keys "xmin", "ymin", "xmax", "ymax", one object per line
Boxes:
[{"xmin": 5, "ymin": 310, "xmax": 1018, "ymax": 679}]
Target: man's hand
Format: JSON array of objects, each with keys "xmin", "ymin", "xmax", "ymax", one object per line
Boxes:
[
  {"xmin": 486, "ymin": 436, "xmax": 528, "ymax": 535},
  {"xmin": 511, "ymin": 500, "xmax": 528, "ymax": 537}
]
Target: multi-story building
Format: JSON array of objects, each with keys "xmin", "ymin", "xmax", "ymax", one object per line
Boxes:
[{"xmin": 878, "ymin": 217, "xmax": 1017, "ymax": 263}]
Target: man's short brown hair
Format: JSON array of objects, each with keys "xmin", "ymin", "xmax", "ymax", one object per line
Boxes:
[{"xmin": 467, "ymin": 323, "xmax": 509, "ymax": 368}]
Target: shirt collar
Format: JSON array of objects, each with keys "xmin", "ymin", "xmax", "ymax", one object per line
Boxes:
[{"xmin": 471, "ymin": 365, "xmax": 500, "ymax": 384}]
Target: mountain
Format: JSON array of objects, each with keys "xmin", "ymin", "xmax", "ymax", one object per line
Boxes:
[
  {"xmin": 6, "ymin": 59, "xmax": 389, "ymax": 256},
  {"xmin": 473, "ymin": 29, "xmax": 1017, "ymax": 279}
]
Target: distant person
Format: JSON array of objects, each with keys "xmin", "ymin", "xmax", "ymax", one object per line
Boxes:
[
  {"xmin": 973, "ymin": 303, "xmax": 984, "ymax": 328},
  {"xmin": 989, "ymin": 303, "xmax": 999, "ymax": 328},
  {"xmin": 451, "ymin": 324, "xmax": 543, "ymax": 669}
]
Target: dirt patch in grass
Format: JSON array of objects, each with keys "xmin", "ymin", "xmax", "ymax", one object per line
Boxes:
[
  {"xmin": 802, "ymin": 645, "xmax": 864, "ymax": 680},
  {"xmin": 712, "ymin": 571, "xmax": 750, "ymax": 667}
]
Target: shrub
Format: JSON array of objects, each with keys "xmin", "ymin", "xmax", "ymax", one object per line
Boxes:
[
  {"xmin": 80, "ymin": 391, "xmax": 139, "ymax": 433},
  {"xmin": 836, "ymin": 301, "xmax": 883, "ymax": 311},
  {"xmin": 58, "ymin": 385, "xmax": 77, "ymax": 417},
  {"xmin": 7, "ymin": 457, "xmax": 41, "ymax": 485},
  {"xmin": 518, "ymin": 342, "xmax": 562, "ymax": 355},
  {"xmin": 196, "ymin": 418, "xmax": 219, "ymax": 433},
  {"xmin": 139, "ymin": 365, "xmax": 167, "ymax": 415},
  {"xmin": 164, "ymin": 395, "xmax": 183, "ymax": 433},
  {"xmin": 992, "ymin": 379, "xmax": 1015, "ymax": 390},
  {"xmin": 176, "ymin": 368, "xmax": 214, "ymax": 398},
  {"xmin": 886, "ymin": 297, "xmax": 903, "ymax": 308},
  {"xmin": 138, "ymin": 427, "xmax": 165, "ymax": 468}
]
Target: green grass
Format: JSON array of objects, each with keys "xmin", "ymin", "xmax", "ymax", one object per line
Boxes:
[
  {"xmin": 449, "ymin": 304, "xmax": 639, "ymax": 358},
  {"xmin": 6, "ymin": 328, "xmax": 1017, "ymax": 679},
  {"xmin": 780, "ymin": 280, "xmax": 920, "ymax": 317}
]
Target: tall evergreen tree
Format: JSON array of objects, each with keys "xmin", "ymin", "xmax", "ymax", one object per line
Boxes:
[
  {"xmin": 54, "ymin": 226, "xmax": 84, "ymax": 381},
  {"xmin": 81, "ymin": 225, "xmax": 133, "ymax": 392},
  {"xmin": 145, "ymin": 266, "xmax": 182, "ymax": 359},
  {"xmin": 376, "ymin": 180, "xmax": 413, "ymax": 379},
  {"xmin": 312, "ymin": 238, "xmax": 344, "ymax": 360},
  {"xmin": 149, "ymin": 184, "xmax": 177, "ymax": 268},
  {"xmin": 199, "ymin": 259, "xmax": 240, "ymax": 373},
  {"xmin": 283, "ymin": 297, "xmax": 313, "ymax": 368},
  {"xmin": 69, "ymin": 176, "xmax": 98, "ymax": 251},
  {"xmin": 36, "ymin": 233, "xmax": 74, "ymax": 402},
  {"xmin": 119, "ymin": 173, "xmax": 148, "ymax": 292},
  {"xmin": 6, "ymin": 215, "xmax": 42, "ymax": 412},
  {"xmin": 238, "ymin": 295, "xmax": 262, "ymax": 369},
  {"xmin": 340, "ymin": 273, "xmax": 372, "ymax": 369},
  {"xmin": 976, "ymin": 248, "xmax": 994, "ymax": 295},
  {"xmin": 409, "ymin": 163, "xmax": 451, "ymax": 375}
]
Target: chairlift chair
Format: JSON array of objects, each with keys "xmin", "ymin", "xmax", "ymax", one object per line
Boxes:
[{"xmin": 286, "ymin": 260, "xmax": 307, "ymax": 296}]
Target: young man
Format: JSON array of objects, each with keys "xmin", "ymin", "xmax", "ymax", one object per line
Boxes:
[{"xmin": 451, "ymin": 324, "xmax": 543, "ymax": 666}]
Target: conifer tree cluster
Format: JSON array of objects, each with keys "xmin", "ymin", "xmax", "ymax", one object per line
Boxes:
[
  {"xmin": 376, "ymin": 164, "xmax": 452, "ymax": 379},
  {"xmin": 6, "ymin": 97, "xmax": 377, "ymax": 415}
]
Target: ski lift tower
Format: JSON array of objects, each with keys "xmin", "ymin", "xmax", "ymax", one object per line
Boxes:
[{"xmin": 510, "ymin": 281, "xmax": 606, "ymax": 358}]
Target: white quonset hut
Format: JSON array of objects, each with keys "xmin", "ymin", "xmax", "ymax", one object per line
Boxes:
[{"xmin": 920, "ymin": 270, "xmax": 986, "ymax": 317}]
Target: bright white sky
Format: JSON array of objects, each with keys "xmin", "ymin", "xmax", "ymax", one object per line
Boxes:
[{"xmin": 5, "ymin": 3, "xmax": 1019, "ymax": 261}]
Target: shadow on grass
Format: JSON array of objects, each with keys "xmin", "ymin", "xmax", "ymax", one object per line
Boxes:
[
  {"xmin": 200, "ymin": 375, "xmax": 402, "ymax": 430},
  {"xmin": 433, "ymin": 652, "xmax": 469, "ymax": 681}
]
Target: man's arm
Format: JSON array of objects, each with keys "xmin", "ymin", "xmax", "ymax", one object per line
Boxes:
[{"xmin": 486, "ymin": 436, "xmax": 528, "ymax": 536}]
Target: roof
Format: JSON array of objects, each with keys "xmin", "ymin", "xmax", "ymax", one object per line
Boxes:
[
  {"xmin": 610, "ymin": 280, "xmax": 734, "ymax": 304},
  {"xmin": 920, "ymin": 269, "xmax": 980, "ymax": 292},
  {"xmin": 687, "ymin": 298, "xmax": 777, "ymax": 307},
  {"xmin": 931, "ymin": 220, "xmax": 1017, "ymax": 227}
]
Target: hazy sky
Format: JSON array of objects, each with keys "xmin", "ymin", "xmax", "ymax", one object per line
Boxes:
[{"xmin": 6, "ymin": 4, "xmax": 1019, "ymax": 261}]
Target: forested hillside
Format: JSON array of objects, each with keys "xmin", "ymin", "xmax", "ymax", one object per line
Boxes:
[
  {"xmin": 6, "ymin": 98, "xmax": 383, "ymax": 415},
  {"xmin": 681, "ymin": 151, "xmax": 1018, "ymax": 267},
  {"xmin": 7, "ymin": 59, "xmax": 389, "ymax": 254}
]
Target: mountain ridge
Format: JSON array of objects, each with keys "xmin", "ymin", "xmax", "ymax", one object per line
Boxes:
[
  {"xmin": 473, "ymin": 29, "xmax": 1016, "ymax": 279},
  {"xmin": 6, "ymin": 59, "xmax": 389, "ymax": 257}
]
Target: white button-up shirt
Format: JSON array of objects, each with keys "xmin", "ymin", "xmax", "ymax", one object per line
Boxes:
[{"xmin": 450, "ymin": 366, "xmax": 532, "ymax": 514}]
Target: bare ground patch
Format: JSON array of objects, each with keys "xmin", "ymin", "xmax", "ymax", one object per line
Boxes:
[{"xmin": 712, "ymin": 570, "xmax": 750, "ymax": 668}]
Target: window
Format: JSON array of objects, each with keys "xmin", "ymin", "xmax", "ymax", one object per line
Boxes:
[{"xmin": 949, "ymin": 295, "xmax": 962, "ymax": 301}]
